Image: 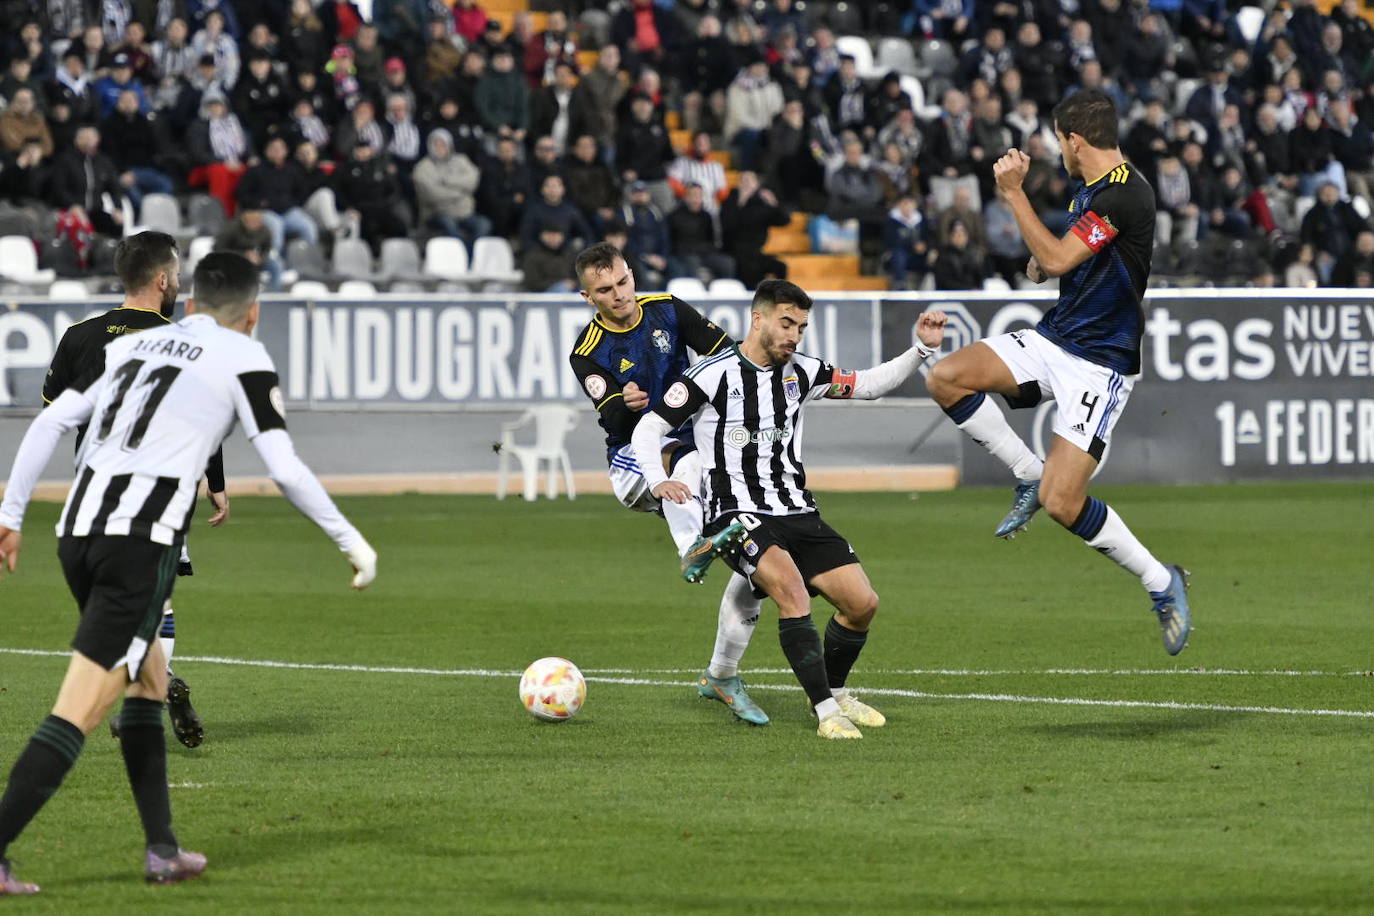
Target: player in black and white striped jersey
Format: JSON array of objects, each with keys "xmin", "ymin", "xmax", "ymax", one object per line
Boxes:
[
  {"xmin": 0, "ymin": 253, "xmax": 376, "ymax": 894},
  {"xmin": 631, "ymin": 280, "xmax": 947, "ymax": 740}
]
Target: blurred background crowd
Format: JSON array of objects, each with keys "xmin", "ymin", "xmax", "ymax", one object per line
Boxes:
[{"xmin": 1, "ymin": 0, "xmax": 1373, "ymax": 294}]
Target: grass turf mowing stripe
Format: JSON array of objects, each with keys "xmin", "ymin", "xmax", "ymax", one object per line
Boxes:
[{"xmin": 4, "ymin": 646, "xmax": 1372, "ymax": 719}]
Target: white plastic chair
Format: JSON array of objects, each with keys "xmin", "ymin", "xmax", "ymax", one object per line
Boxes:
[
  {"xmin": 707, "ymin": 277, "xmax": 748, "ymax": 295},
  {"xmin": 496, "ymin": 405, "xmax": 579, "ymax": 501},
  {"xmin": 337, "ymin": 279, "xmax": 377, "ymax": 297},
  {"xmin": 666, "ymin": 276, "xmax": 708, "ymax": 299},
  {"xmin": 876, "ymin": 37, "xmax": 919, "ymax": 76},
  {"xmin": 1234, "ymin": 6, "xmax": 1265, "ymax": 44},
  {"xmin": 48, "ymin": 279, "xmax": 88, "ymax": 298},
  {"xmin": 470, "ymin": 236, "xmax": 523, "ymax": 289},
  {"xmin": 0, "ymin": 235, "xmax": 55, "ymax": 284},
  {"xmin": 423, "ymin": 236, "xmax": 469, "ymax": 281},
  {"xmin": 138, "ymin": 193, "xmax": 182, "ymax": 234},
  {"xmin": 836, "ymin": 35, "xmax": 878, "ymax": 79},
  {"xmin": 184, "ymin": 235, "xmax": 214, "ymax": 274},
  {"xmin": 290, "ymin": 280, "xmax": 331, "ymax": 298}
]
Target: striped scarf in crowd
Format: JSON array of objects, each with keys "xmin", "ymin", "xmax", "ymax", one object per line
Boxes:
[
  {"xmin": 388, "ymin": 117, "xmax": 421, "ymax": 162},
  {"xmin": 209, "ymin": 112, "xmax": 247, "ymax": 161}
]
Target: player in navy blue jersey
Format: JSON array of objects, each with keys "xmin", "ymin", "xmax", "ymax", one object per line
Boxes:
[
  {"xmin": 569, "ymin": 243, "xmax": 768, "ymax": 725},
  {"xmin": 925, "ymin": 89, "xmax": 1192, "ymax": 655}
]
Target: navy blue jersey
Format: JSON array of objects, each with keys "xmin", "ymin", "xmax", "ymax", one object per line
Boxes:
[
  {"xmin": 1037, "ymin": 162, "xmax": 1155, "ymax": 375},
  {"xmin": 569, "ymin": 293, "xmax": 730, "ymax": 460}
]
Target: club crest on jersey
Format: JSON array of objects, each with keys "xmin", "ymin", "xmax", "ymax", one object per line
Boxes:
[
  {"xmin": 663, "ymin": 381, "xmax": 689, "ymax": 408},
  {"xmin": 584, "ymin": 374, "xmax": 607, "ymax": 400},
  {"xmin": 619, "ymin": 357, "xmax": 635, "ymax": 373},
  {"xmin": 269, "ymin": 386, "xmax": 286, "ymax": 420},
  {"xmin": 783, "ymin": 376, "xmax": 800, "ymax": 400},
  {"xmin": 651, "ymin": 328, "xmax": 671, "ymax": 353},
  {"xmin": 743, "ymin": 539, "xmax": 759, "ymax": 557}
]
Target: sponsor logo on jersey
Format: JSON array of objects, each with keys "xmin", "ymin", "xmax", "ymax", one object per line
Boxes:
[
  {"xmin": 584, "ymin": 374, "xmax": 607, "ymax": 399},
  {"xmin": 783, "ymin": 376, "xmax": 800, "ymax": 400},
  {"xmin": 663, "ymin": 381, "xmax": 689, "ymax": 408},
  {"xmin": 269, "ymin": 386, "xmax": 286, "ymax": 420},
  {"xmin": 726, "ymin": 424, "xmax": 791, "ymax": 447},
  {"xmin": 619, "ymin": 357, "xmax": 635, "ymax": 373},
  {"xmin": 651, "ymin": 328, "xmax": 671, "ymax": 353},
  {"xmin": 727, "ymin": 387, "xmax": 743, "ymax": 398}
]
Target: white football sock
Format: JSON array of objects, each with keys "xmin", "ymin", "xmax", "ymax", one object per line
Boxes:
[
  {"xmin": 664, "ymin": 450, "xmax": 705, "ymax": 556},
  {"xmin": 160, "ymin": 599, "xmax": 176, "ymax": 673},
  {"xmin": 814, "ymin": 697, "xmax": 841, "ymax": 720},
  {"xmin": 956, "ymin": 396, "xmax": 1044, "ymax": 480},
  {"xmin": 707, "ymin": 573, "xmax": 761, "ymax": 678},
  {"xmin": 1086, "ymin": 506, "xmax": 1172, "ymax": 594}
]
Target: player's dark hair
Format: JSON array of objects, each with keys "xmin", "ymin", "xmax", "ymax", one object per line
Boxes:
[
  {"xmin": 574, "ymin": 242, "xmax": 623, "ymax": 286},
  {"xmin": 114, "ymin": 230, "xmax": 179, "ymax": 293},
  {"xmin": 1052, "ymin": 88, "xmax": 1119, "ymax": 149},
  {"xmin": 752, "ymin": 279, "xmax": 813, "ymax": 313},
  {"xmin": 193, "ymin": 252, "xmax": 260, "ymax": 319}
]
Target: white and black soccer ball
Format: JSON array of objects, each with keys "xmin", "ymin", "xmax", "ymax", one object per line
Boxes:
[{"xmin": 519, "ymin": 657, "xmax": 586, "ymax": 722}]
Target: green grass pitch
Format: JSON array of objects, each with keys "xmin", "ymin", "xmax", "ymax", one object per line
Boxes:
[{"xmin": 1, "ymin": 483, "xmax": 1371, "ymax": 914}]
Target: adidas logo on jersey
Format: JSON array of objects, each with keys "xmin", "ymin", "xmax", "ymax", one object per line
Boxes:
[
  {"xmin": 619, "ymin": 358, "xmax": 635, "ymax": 372},
  {"xmin": 727, "ymin": 387, "xmax": 743, "ymax": 398},
  {"xmin": 1071, "ymin": 422, "xmax": 1087, "ymax": 433}
]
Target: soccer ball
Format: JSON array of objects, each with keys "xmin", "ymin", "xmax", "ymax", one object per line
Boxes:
[{"xmin": 519, "ymin": 657, "xmax": 586, "ymax": 722}]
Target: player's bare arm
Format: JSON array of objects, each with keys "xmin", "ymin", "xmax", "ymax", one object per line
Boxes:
[{"xmin": 994, "ymin": 149, "xmax": 1096, "ymax": 278}]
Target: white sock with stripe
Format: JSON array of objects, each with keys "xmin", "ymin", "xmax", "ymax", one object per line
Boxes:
[
  {"xmin": 708, "ymin": 573, "xmax": 761, "ymax": 678},
  {"xmin": 666, "ymin": 450, "xmax": 705, "ymax": 556},
  {"xmin": 944, "ymin": 393, "xmax": 1044, "ymax": 480}
]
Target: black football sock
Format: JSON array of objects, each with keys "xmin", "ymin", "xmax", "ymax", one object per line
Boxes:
[
  {"xmin": 823, "ymin": 616, "xmax": 869, "ymax": 689},
  {"xmin": 0, "ymin": 715, "xmax": 85, "ymax": 861},
  {"xmin": 778, "ymin": 615, "xmax": 833, "ymax": 708},
  {"xmin": 118, "ymin": 698, "xmax": 178, "ymax": 852}
]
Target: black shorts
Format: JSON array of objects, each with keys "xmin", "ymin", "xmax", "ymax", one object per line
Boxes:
[
  {"xmin": 705, "ymin": 511, "xmax": 859, "ymax": 597},
  {"xmin": 58, "ymin": 535, "xmax": 180, "ymax": 675}
]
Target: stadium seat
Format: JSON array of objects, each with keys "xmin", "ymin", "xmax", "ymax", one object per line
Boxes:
[
  {"xmin": 899, "ymin": 74, "xmax": 940, "ymax": 120},
  {"xmin": 496, "ymin": 405, "xmax": 579, "ymax": 501},
  {"xmin": 337, "ymin": 279, "xmax": 377, "ymax": 297},
  {"xmin": 835, "ymin": 35, "xmax": 879, "ymax": 79},
  {"xmin": 184, "ymin": 235, "xmax": 214, "ymax": 275},
  {"xmin": 423, "ymin": 236, "xmax": 469, "ymax": 281},
  {"xmin": 289, "ymin": 280, "xmax": 331, "ymax": 298},
  {"xmin": 138, "ymin": 193, "xmax": 182, "ymax": 234},
  {"xmin": 470, "ymin": 237, "xmax": 523, "ymax": 290},
  {"xmin": 379, "ymin": 238, "xmax": 424, "ymax": 281},
  {"xmin": 667, "ymin": 276, "xmax": 708, "ymax": 299},
  {"xmin": 876, "ymin": 37, "xmax": 919, "ymax": 77},
  {"xmin": 48, "ymin": 279, "xmax": 88, "ymax": 299},
  {"xmin": 916, "ymin": 39, "xmax": 958, "ymax": 80},
  {"xmin": 981, "ymin": 276, "xmax": 1012, "ymax": 292},
  {"xmin": 188, "ymin": 194, "xmax": 227, "ymax": 236},
  {"xmin": 287, "ymin": 238, "xmax": 328, "ymax": 279},
  {"xmin": 0, "ymin": 235, "xmax": 56, "ymax": 285},
  {"xmin": 331, "ymin": 238, "xmax": 375, "ymax": 280},
  {"xmin": 1234, "ymin": 6, "xmax": 1265, "ymax": 44},
  {"xmin": 707, "ymin": 277, "xmax": 748, "ymax": 295}
]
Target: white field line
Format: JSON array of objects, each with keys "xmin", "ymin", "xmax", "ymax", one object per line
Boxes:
[{"xmin": 3, "ymin": 647, "xmax": 1372, "ymax": 720}]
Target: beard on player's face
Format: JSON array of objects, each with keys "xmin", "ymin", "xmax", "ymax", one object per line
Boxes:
[{"xmin": 160, "ymin": 278, "xmax": 179, "ymax": 317}]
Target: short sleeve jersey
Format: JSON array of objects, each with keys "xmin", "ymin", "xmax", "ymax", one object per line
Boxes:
[
  {"xmin": 568, "ymin": 293, "xmax": 730, "ymax": 459},
  {"xmin": 1036, "ymin": 162, "xmax": 1155, "ymax": 375},
  {"xmin": 56, "ymin": 314, "xmax": 286, "ymax": 546},
  {"xmin": 43, "ymin": 306, "xmax": 170, "ymax": 405},
  {"xmin": 652, "ymin": 346, "xmax": 839, "ymax": 521}
]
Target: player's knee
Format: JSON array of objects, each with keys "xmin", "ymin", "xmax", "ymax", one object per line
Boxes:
[
  {"xmin": 925, "ymin": 359, "xmax": 961, "ymax": 403},
  {"xmin": 841, "ymin": 589, "xmax": 879, "ymax": 628}
]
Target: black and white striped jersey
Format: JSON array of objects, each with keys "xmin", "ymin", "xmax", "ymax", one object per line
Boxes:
[
  {"xmin": 652, "ymin": 344, "xmax": 842, "ymax": 521},
  {"xmin": 53, "ymin": 313, "xmax": 286, "ymax": 546}
]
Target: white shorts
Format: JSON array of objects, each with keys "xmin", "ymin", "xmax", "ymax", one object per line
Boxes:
[
  {"xmin": 608, "ymin": 439, "xmax": 699, "ymax": 513},
  {"xmin": 982, "ymin": 329, "xmax": 1135, "ymax": 460}
]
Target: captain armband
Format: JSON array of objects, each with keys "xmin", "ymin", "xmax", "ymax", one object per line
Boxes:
[{"xmin": 826, "ymin": 369, "xmax": 859, "ymax": 399}]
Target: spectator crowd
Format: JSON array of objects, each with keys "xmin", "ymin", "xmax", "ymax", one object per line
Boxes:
[{"xmin": 1, "ymin": 0, "xmax": 1374, "ymax": 292}]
